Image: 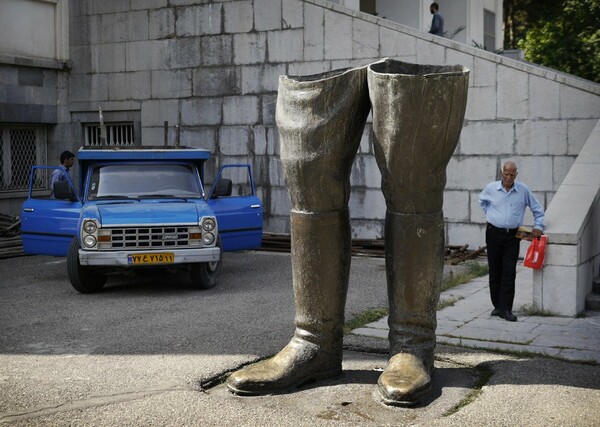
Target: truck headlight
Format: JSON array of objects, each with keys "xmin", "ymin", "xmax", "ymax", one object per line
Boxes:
[
  {"xmin": 202, "ymin": 232, "xmax": 215, "ymax": 245},
  {"xmin": 83, "ymin": 220, "xmax": 97, "ymax": 234},
  {"xmin": 202, "ymin": 217, "xmax": 216, "ymax": 232},
  {"xmin": 81, "ymin": 219, "xmax": 99, "ymax": 249},
  {"xmin": 83, "ymin": 235, "xmax": 97, "ymax": 248}
]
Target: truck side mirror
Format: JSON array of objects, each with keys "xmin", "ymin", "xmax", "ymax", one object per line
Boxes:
[
  {"xmin": 212, "ymin": 178, "xmax": 232, "ymax": 198},
  {"xmin": 54, "ymin": 180, "xmax": 77, "ymax": 201}
]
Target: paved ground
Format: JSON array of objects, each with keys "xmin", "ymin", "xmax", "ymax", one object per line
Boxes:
[
  {"xmin": 353, "ymin": 264, "xmax": 600, "ymax": 364},
  {"xmin": 1, "ymin": 253, "xmax": 599, "ymax": 426}
]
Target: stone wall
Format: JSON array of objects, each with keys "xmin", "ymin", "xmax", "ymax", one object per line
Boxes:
[
  {"xmin": 533, "ymin": 120, "xmax": 600, "ymax": 316},
  {"xmin": 5, "ymin": 0, "xmax": 600, "ymax": 249},
  {"xmin": 0, "ymin": 61, "xmax": 70, "ymax": 213}
]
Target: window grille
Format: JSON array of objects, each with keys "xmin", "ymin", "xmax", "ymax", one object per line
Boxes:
[
  {"xmin": 84, "ymin": 123, "xmax": 135, "ymax": 147},
  {"xmin": 483, "ymin": 10, "xmax": 496, "ymax": 52},
  {"xmin": 0, "ymin": 126, "xmax": 47, "ymax": 192}
]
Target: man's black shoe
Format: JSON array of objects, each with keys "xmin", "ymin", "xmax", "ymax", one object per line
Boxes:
[
  {"xmin": 491, "ymin": 308, "xmax": 501, "ymax": 316},
  {"xmin": 500, "ymin": 311, "xmax": 517, "ymax": 322}
]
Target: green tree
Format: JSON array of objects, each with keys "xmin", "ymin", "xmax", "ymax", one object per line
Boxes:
[
  {"xmin": 513, "ymin": 0, "xmax": 600, "ymax": 83},
  {"xmin": 503, "ymin": 0, "xmax": 561, "ymax": 49}
]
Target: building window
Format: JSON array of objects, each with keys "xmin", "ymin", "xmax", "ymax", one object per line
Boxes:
[
  {"xmin": 360, "ymin": 0, "xmax": 377, "ymax": 15},
  {"xmin": 0, "ymin": 126, "xmax": 47, "ymax": 192},
  {"xmin": 0, "ymin": 0, "xmax": 69, "ymax": 62},
  {"xmin": 84, "ymin": 123, "xmax": 135, "ymax": 147},
  {"xmin": 484, "ymin": 10, "xmax": 496, "ymax": 52}
]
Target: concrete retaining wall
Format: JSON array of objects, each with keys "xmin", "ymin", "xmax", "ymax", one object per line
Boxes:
[{"xmin": 533, "ymin": 120, "xmax": 600, "ymax": 316}]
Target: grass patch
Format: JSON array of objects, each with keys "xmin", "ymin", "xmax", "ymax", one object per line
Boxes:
[
  {"xmin": 444, "ymin": 363, "xmax": 494, "ymax": 417},
  {"xmin": 442, "ymin": 261, "xmax": 489, "ymax": 292},
  {"xmin": 343, "ymin": 307, "xmax": 389, "ymax": 335},
  {"xmin": 437, "ymin": 296, "xmax": 464, "ymax": 310},
  {"xmin": 521, "ymin": 304, "xmax": 558, "ymax": 317},
  {"xmin": 442, "ymin": 341, "xmax": 600, "ymax": 366},
  {"xmin": 344, "ymin": 262, "xmax": 488, "ymax": 334},
  {"xmin": 444, "ymin": 334, "xmax": 534, "ymax": 346}
]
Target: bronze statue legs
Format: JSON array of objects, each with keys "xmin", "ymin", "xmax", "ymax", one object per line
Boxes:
[
  {"xmin": 368, "ymin": 59, "xmax": 469, "ymax": 405},
  {"xmin": 227, "ymin": 59, "xmax": 469, "ymax": 404}
]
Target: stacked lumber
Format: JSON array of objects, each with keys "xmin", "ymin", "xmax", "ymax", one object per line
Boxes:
[
  {"xmin": 260, "ymin": 233, "xmax": 486, "ymax": 263},
  {"xmin": 260, "ymin": 233, "xmax": 386, "ymax": 258},
  {"xmin": 0, "ymin": 213, "xmax": 24, "ymax": 259},
  {"xmin": 259, "ymin": 233, "xmax": 291, "ymax": 253},
  {"xmin": 349, "ymin": 238, "xmax": 385, "ymax": 258},
  {"xmin": 445, "ymin": 244, "xmax": 487, "ymax": 265}
]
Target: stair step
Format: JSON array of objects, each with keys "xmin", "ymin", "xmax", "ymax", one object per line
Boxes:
[{"xmin": 585, "ymin": 292, "xmax": 600, "ymax": 311}]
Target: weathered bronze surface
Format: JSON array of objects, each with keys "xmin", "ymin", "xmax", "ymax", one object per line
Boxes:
[
  {"xmin": 368, "ymin": 58, "xmax": 469, "ymax": 405},
  {"xmin": 368, "ymin": 59, "xmax": 469, "ymax": 214},
  {"xmin": 227, "ymin": 59, "xmax": 469, "ymax": 406},
  {"xmin": 226, "ymin": 66, "xmax": 371, "ymax": 395}
]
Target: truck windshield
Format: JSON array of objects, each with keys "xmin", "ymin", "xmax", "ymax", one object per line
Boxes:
[{"xmin": 88, "ymin": 164, "xmax": 203, "ymax": 200}]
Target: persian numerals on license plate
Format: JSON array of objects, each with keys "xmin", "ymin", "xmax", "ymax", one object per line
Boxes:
[{"xmin": 127, "ymin": 253, "xmax": 175, "ymax": 264}]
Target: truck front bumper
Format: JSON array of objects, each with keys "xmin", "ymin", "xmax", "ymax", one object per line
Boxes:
[{"xmin": 78, "ymin": 247, "xmax": 221, "ymax": 266}]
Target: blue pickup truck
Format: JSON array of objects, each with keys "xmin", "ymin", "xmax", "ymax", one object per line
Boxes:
[{"xmin": 20, "ymin": 147, "xmax": 263, "ymax": 293}]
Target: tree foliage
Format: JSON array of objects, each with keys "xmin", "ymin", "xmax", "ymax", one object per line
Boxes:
[
  {"xmin": 503, "ymin": 0, "xmax": 562, "ymax": 49},
  {"xmin": 504, "ymin": 0, "xmax": 600, "ymax": 83}
]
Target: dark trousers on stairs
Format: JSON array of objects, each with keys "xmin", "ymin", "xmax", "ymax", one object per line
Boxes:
[{"xmin": 485, "ymin": 223, "xmax": 520, "ymax": 312}]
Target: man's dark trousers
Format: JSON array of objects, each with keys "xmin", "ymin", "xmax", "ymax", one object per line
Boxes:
[{"xmin": 485, "ymin": 223, "xmax": 520, "ymax": 312}]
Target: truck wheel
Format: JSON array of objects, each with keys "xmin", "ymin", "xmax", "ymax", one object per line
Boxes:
[
  {"xmin": 190, "ymin": 237, "xmax": 222, "ymax": 289},
  {"xmin": 67, "ymin": 237, "xmax": 106, "ymax": 293}
]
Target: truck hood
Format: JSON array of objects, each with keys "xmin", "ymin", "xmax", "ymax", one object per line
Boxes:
[{"xmin": 91, "ymin": 201, "xmax": 211, "ymax": 226}]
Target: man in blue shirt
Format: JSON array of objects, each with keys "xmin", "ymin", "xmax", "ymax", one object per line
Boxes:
[
  {"xmin": 479, "ymin": 161, "xmax": 545, "ymax": 321},
  {"xmin": 428, "ymin": 2, "xmax": 444, "ymax": 36},
  {"xmin": 50, "ymin": 150, "xmax": 75, "ymax": 198}
]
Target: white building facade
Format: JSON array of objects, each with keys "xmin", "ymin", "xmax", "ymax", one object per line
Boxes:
[{"xmin": 328, "ymin": 0, "xmax": 503, "ymax": 51}]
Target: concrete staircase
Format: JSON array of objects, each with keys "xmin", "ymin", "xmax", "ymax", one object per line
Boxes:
[{"xmin": 586, "ymin": 276, "xmax": 600, "ymax": 311}]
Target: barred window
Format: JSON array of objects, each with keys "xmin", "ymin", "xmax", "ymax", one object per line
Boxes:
[
  {"xmin": 84, "ymin": 123, "xmax": 135, "ymax": 147},
  {"xmin": 0, "ymin": 126, "xmax": 47, "ymax": 192}
]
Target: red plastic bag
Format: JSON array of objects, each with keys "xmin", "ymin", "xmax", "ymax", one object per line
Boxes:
[{"xmin": 523, "ymin": 235, "xmax": 547, "ymax": 269}]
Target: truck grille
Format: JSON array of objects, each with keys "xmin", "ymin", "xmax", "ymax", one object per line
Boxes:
[{"xmin": 102, "ymin": 226, "xmax": 193, "ymax": 250}]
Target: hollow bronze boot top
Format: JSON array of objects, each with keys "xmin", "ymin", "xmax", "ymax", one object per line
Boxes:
[{"xmin": 369, "ymin": 57, "xmax": 468, "ymax": 77}]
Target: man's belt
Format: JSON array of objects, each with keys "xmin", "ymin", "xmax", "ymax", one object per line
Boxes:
[{"xmin": 487, "ymin": 222, "xmax": 518, "ymax": 233}]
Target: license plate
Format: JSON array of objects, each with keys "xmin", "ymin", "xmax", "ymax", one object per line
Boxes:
[{"xmin": 127, "ymin": 253, "xmax": 174, "ymax": 265}]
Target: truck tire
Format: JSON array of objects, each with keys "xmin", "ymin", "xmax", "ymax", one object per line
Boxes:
[
  {"xmin": 67, "ymin": 237, "xmax": 106, "ymax": 293},
  {"xmin": 190, "ymin": 237, "xmax": 222, "ymax": 289}
]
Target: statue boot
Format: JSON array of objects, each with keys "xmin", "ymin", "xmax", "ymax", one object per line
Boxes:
[
  {"xmin": 367, "ymin": 58, "xmax": 469, "ymax": 406},
  {"xmin": 226, "ymin": 66, "xmax": 371, "ymax": 395}
]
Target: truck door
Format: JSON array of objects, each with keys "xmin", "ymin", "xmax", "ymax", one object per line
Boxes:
[
  {"xmin": 21, "ymin": 166, "xmax": 82, "ymax": 256},
  {"xmin": 207, "ymin": 164, "xmax": 263, "ymax": 252}
]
